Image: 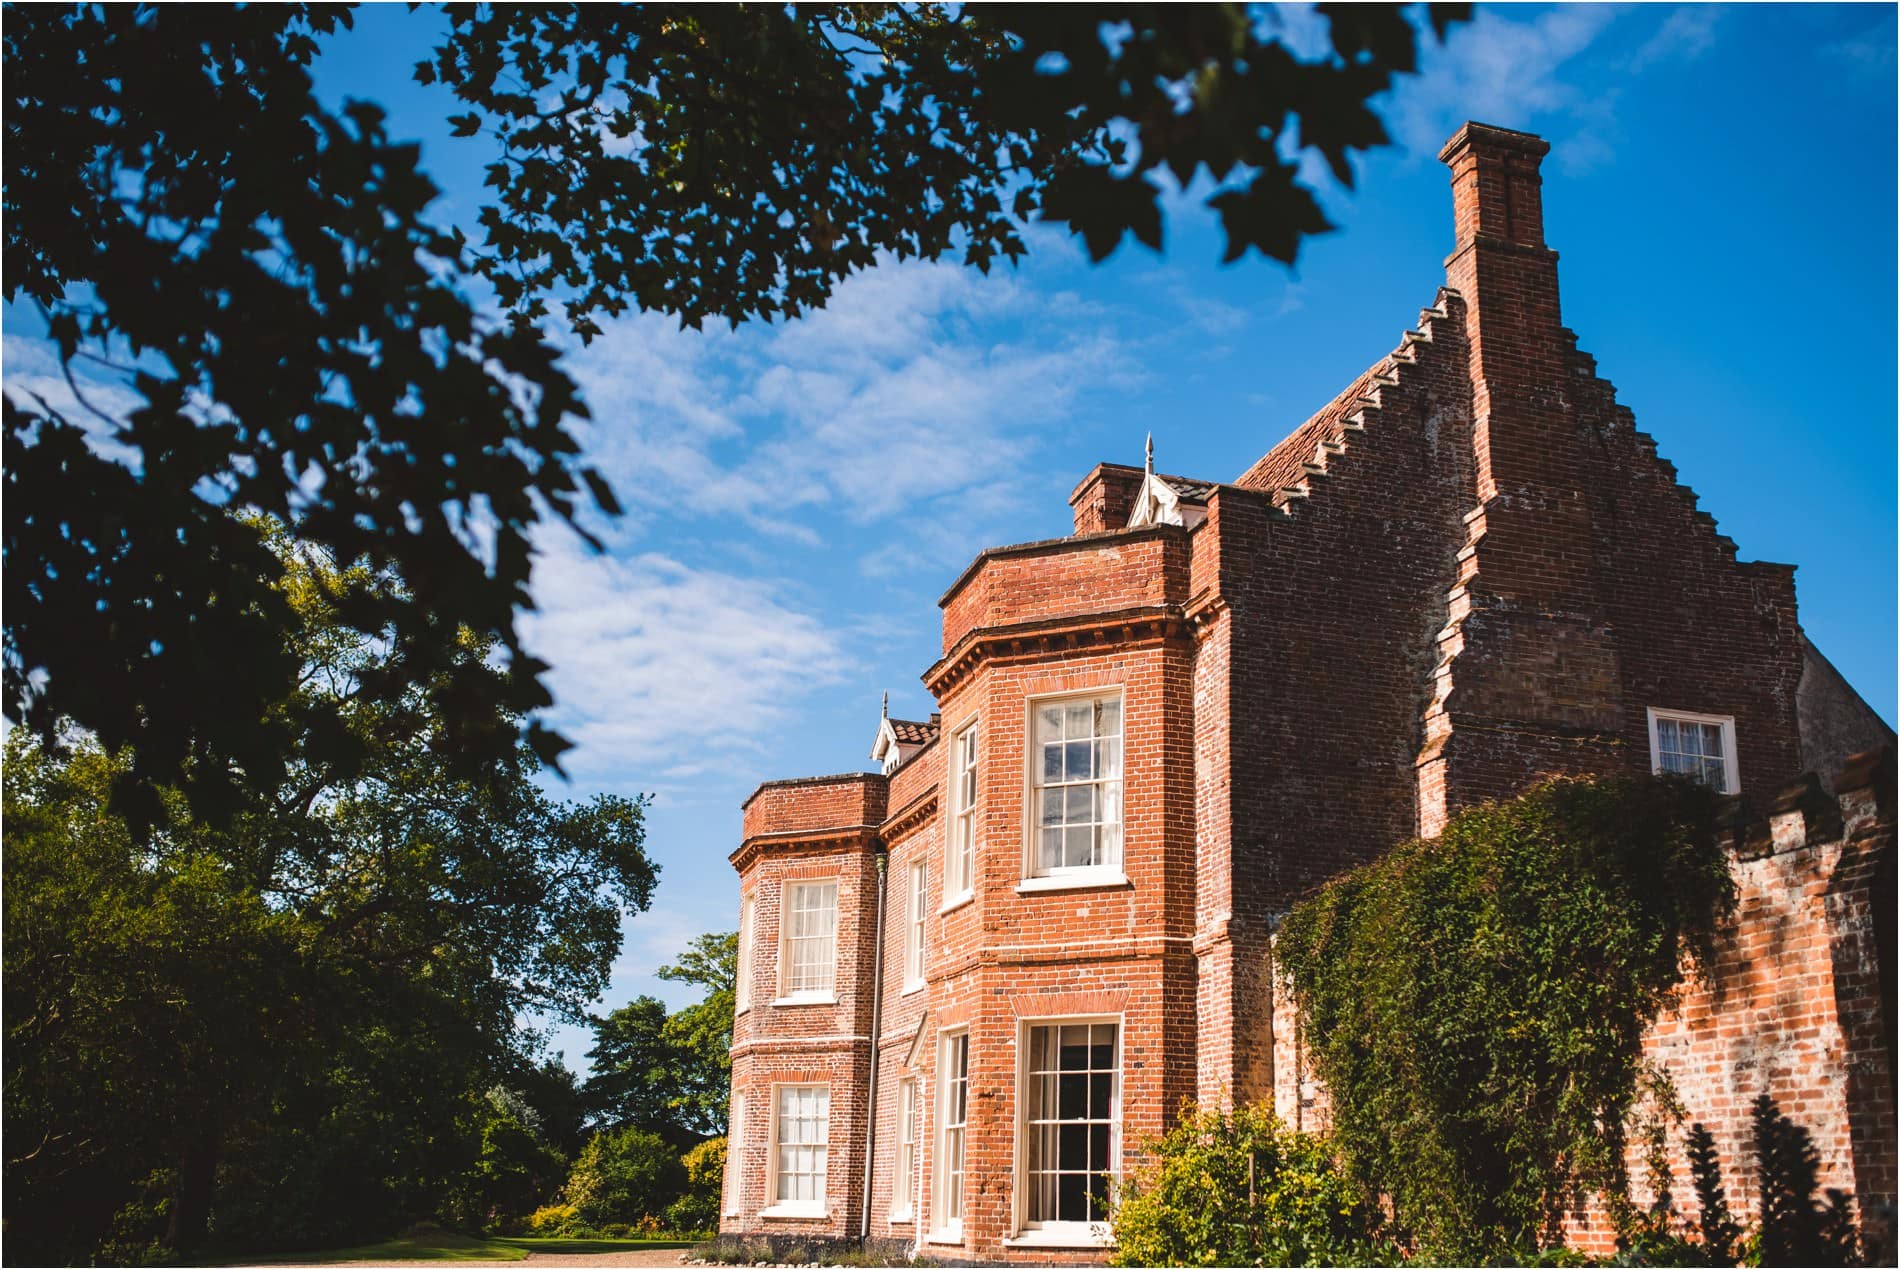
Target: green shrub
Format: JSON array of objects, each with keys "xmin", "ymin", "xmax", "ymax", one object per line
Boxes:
[
  {"xmin": 440, "ymin": 1092, "xmax": 570, "ymax": 1233},
  {"xmin": 1276, "ymin": 776, "xmax": 1734, "ymax": 1262},
  {"xmin": 1109, "ymin": 1101, "xmax": 1392, "ymax": 1267},
  {"xmin": 563, "ymin": 1126, "xmax": 687, "ymax": 1226},
  {"xmin": 666, "ymin": 1136, "xmax": 727, "ymax": 1233}
]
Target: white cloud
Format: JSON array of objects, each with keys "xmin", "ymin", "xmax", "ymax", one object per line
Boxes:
[
  {"xmin": 562, "ymin": 256, "xmax": 1138, "ymax": 543},
  {"xmin": 1, "ymin": 334, "xmax": 146, "ymax": 467},
  {"xmin": 520, "ymin": 528, "xmax": 849, "ymax": 787},
  {"xmin": 1625, "ymin": 5, "xmax": 1722, "ymax": 73},
  {"xmin": 608, "ymin": 905, "xmax": 705, "ymax": 994},
  {"xmin": 1384, "ymin": 5, "xmax": 1628, "ymax": 165},
  {"xmin": 1378, "ymin": 5, "xmax": 1738, "ymax": 176}
]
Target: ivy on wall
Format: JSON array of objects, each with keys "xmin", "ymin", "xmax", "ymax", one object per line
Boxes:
[{"xmin": 1276, "ymin": 777, "xmax": 1735, "ymax": 1261}]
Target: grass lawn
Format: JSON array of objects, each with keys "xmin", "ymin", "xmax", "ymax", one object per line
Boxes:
[
  {"xmin": 494, "ymin": 1235, "xmax": 696, "ymax": 1255},
  {"xmin": 210, "ymin": 1229, "xmax": 696, "ymax": 1264}
]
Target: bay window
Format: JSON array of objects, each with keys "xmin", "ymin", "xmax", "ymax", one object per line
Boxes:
[
  {"xmin": 779, "ymin": 881, "xmax": 838, "ymax": 1001},
  {"xmin": 1018, "ymin": 1020, "xmax": 1119, "ymax": 1240},
  {"xmin": 765, "ymin": 1084, "xmax": 829, "ymax": 1217},
  {"xmin": 1030, "ymin": 694, "xmax": 1123, "ymax": 879}
]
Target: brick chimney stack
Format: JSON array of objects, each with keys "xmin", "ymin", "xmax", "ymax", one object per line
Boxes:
[
  {"xmin": 1415, "ymin": 123, "xmax": 1624, "ymax": 830},
  {"xmin": 1441, "ymin": 121, "xmax": 1551, "ymax": 252},
  {"xmin": 1439, "ymin": 122, "xmax": 1572, "ymax": 516}
]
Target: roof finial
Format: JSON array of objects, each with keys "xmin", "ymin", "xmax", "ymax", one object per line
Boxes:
[
  {"xmin": 881, "ymin": 690, "xmax": 889, "ymax": 719},
  {"xmin": 1145, "ymin": 431, "xmax": 1154, "ymax": 477}
]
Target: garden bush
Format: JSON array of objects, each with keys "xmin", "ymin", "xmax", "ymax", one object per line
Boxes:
[
  {"xmin": 1109, "ymin": 1101, "xmax": 1393, "ymax": 1266},
  {"xmin": 1276, "ymin": 776, "xmax": 1734, "ymax": 1262},
  {"xmin": 563, "ymin": 1125, "xmax": 688, "ymax": 1226},
  {"xmin": 665, "ymin": 1136, "xmax": 727, "ymax": 1234}
]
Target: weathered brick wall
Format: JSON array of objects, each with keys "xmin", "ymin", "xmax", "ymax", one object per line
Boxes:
[
  {"xmin": 1225, "ymin": 290, "xmax": 1478, "ymax": 917},
  {"xmin": 1629, "ymin": 755, "xmax": 1895, "ymax": 1259},
  {"xmin": 1068, "ymin": 464, "xmax": 1145, "ymax": 536},
  {"xmin": 1265, "ymin": 755, "xmax": 1896, "ymax": 1259},
  {"xmin": 1798, "ymin": 637, "xmax": 1899, "ymax": 792},
  {"xmin": 1420, "ymin": 123, "xmax": 1805, "ymax": 824}
]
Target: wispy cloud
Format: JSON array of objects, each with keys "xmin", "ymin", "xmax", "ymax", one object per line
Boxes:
[
  {"xmin": 1823, "ymin": 21, "xmax": 1897, "ymax": 83},
  {"xmin": 564, "ymin": 257, "xmax": 1139, "ymax": 547},
  {"xmin": 1625, "ymin": 5, "xmax": 1722, "ymax": 74},
  {"xmin": 1376, "ymin": 5, "xmax": 1738, "ymax": 175},
  {"xmin": 1384, "ymin": 5, "xmax": 1628, "ymax": 169},
  {"xmin": 520, "ymin": 528, "xmax": 850, "ymax": 791}
]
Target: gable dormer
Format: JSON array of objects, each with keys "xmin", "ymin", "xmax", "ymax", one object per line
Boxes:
[
  {"xmin": 870, "ymin": 713, "xmax": 941, "ymax": 774},
  {"xmin": 1126, "ymin": 471, "xmax": 1214, "ymax": 530}
]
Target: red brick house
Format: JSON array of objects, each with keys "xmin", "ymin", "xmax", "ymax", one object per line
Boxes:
[{"xmin": 719, "ymin": 123, "xmax": 1895, "ymax": 1262}]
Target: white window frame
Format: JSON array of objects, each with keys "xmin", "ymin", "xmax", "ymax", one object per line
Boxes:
[
  {"xmin": 724, "ymin": 1092, "xmax": 746, "ymax": 1216},
  {"xmin": 1020, "ymin": 689, "xmax": 1126, "ymax": 892},
  {"xmin": 930, "ymin": 1030, "xmax": 970, "ymax": 1243},
  {"xmin": 892, "ymin": 1076, "xmax": 919, "ymax": 1223},
  {"xmin": 762, "ymin": 1082, "xmax": 830, "ymax": 1219},
  {"xmin": 944, "ymin": 718, "xmax": 978, "ymax": 911},
  {"xmin": 904, "ymin": 859, "xmax": 928, "ymax": 992},
  {"xmin": 735, "ymin": 895, "xmax": 754, "ymax": 1014},
  {"xmin": 1646, "ymin": 707, "xmax": 1740, "ymax": 795},
  {"xmin": 775, "ymin": 880, "xmax": 839, "ymax": 1005},
  {"xmin": 1007, "ymin": 1016, "xmax": 1122, "ymax": 1249}
]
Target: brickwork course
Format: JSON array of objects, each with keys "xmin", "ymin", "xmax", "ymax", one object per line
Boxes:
[{"xmin": 719, "ymin": 122, "xmax": 1897, "ymax": 1263}]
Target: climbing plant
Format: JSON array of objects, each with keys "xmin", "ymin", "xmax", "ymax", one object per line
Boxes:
[{"xmin": 1275, "ymin": 776, "xmax": 1735, "ymax": 1262}]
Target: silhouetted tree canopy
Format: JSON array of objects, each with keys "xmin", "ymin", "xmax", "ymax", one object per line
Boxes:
[
  {"xmin": 3, "ymin": 2, "xmax": 1467, "ymax": 820},
  {"xmin": 2, "ymin": 530, "xmax": 655, "ymax": 1261}
]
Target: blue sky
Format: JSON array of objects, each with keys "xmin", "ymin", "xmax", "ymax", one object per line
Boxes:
[{"xmin": 6, "ymin": 4, "xmax": 1895, "ymax": 1072}]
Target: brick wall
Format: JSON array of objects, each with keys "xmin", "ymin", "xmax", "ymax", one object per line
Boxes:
[
  {"xmin": 718, "ymin": 118, "xmax": 1892, "ymax": 1263},
  {"xmin": 727, "ymin": 775, "xmax": 886, "ymax": 1240},
  {"xmin": 1628, "ymin": 754, "xmax": 1896, "ymax": 1259}
]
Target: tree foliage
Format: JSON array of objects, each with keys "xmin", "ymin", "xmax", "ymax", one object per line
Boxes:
[
  {"xmin": 1110, "ymin": 1103, "xmax": 1393, "ymax": 1267},
  {"xmin": 668, "ymin": 1136, "xmax": 729, "ymax": 1235},
  {"xmin": 563, "ymin": 1126, "xmax": 688, "ymax": 1228},
  {"xmin": 1, "ymin": 529, "xmax": 656, "ymax": 1262},
  {"xmin": 1274, "ymin": 777, "xmax": 1736, "ymax": 1262},
  {"xmin": 584, "ymin": 931, "xmax": 736, "ymax": 1144},
  {"xmin": 4, "ymin": 2, "xmax": 1467, "ymax": 819}
]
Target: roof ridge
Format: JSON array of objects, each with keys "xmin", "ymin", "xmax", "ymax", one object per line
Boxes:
[
  {"xmin": 1563, "ymin": 334, "xmax": 1742, "ymax": 563},
  {"xmin": 1236, "ymin": 288, "xmax": 1458, "ymax": 516}
]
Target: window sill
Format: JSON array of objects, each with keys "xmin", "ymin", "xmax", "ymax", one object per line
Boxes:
[
  {"xmin": 938, "ymin": 890, "xmax": 974, "ymax": 916},
  {"xmin": 900, "ymin": 980, "xmax": 926, "ymax": 997},
  {"xmin": 770, "ymin": 992, "xmax": 838, "ymax": 1008},
  {"xmin": 1014, "ymin": 871, "xmax": 1130, "ymax": 895},
  {"xmin": 734, "ymin": 1004, "xmax": 750, "ymax": 1016},
  {"xmin": 1004, "ymin": 1227, "xmax": 1116, "ymax": 1249},
  {"xmin": 888, "ymin": 1210, "xmax": 914, "ymax": 1225},
  {"xmin": 759, "ymin": 1204, "xmax": 829, "ymax": 1220},
  {"xmin": 924, "ymin": 1227, "xmax": 963, "ymax": 1246}
]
